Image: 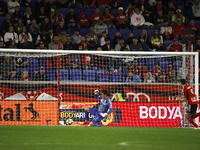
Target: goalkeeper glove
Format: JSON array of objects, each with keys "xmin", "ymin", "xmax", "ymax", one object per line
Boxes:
[
  {"xmin": 100, "ymin": 113, "xmax": 107, "ymax": 117},
  {"xmin": 94, "ymin": 90, "xmax": 99, "ymax": 94}
]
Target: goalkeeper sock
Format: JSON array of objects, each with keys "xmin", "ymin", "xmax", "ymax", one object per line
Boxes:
[
  {"xmin": 189, "ymin": 119, "xmax": 198, "ymax": 128},
  {"xmin": 85, "ymin": 111, "xmax": 89, "ymax": 121}
]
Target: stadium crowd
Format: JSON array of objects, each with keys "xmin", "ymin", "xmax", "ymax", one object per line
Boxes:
[{"xmin": 0, "ymin": 0, "xmax": 199, "ymax": 83}]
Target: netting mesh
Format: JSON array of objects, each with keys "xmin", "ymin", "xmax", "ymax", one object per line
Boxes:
[{"xmin": 0, "ymin": 50, "xmax": 198, "ymax": 127}]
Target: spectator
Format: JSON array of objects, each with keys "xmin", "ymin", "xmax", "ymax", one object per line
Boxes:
[
  {"xmin": 96, "ymin": 0, "xmax": 110, "ymax": 9},
  {"xmin": 1, "ymin": 13, "xmax": 14, "ymax": 34},
  {"xmin": 19, "ymin": 26, "xmax": 33, "ymax": 44},
  {"xmin": 21, "ymin": 71, "xmax": 31, "ymax": 81},
  {"xmin": 150, "ymin": 29, "xmax": 164, "ymax": 51},
  {"xmin": 90, "ymin": 7, "xmax": 103, "ymax": 26},
  {"xmin": 7, "ymin": 0, "xmax": 20, "ymax": 15},
  {"xmin": 128, "ymin": 59, "xmax": 142, "ymax": 76},
  {"xmin": 115, "ymin": 37, "xmax": 130, "ymax": 51},
  {"xmin": 56, "ymin": 0, "xmax": 69, "ymax": 8},
  {"xmin": 192, "ymin": 0, "xmax": 200, "ymax": 20},
  {"xmin": 34, "ymin": 66, "xmax": 49, "ymax": 81},
  {"xmin": 167, "ymin": 70, "xmax": 178, "ymax": 83},
  {"xmin": 158, "ymin": 72, "xmax": 168, "ymax": 83},
  {"xmin": 194, "ymin": 39, "xmax": 200, "ymax": 52},
  {"xmin": 23, "ymin": 6, "xmax": 35, "ymax": 26},
  {"xmin": 86, "ymin": 26, "xmax": 99, "ymax": 49},
  {"xmin": 160, "ymin": 19, "xmax": 173, "ymax": 40},
  {"xmin": 166, "ymin": 63, "xmax": 175, "ymax": 76},
  {"xmin": 126, "ymin": 31, "xmax": 136, "ymax": 45},
  {"xmin": 29, "ymin": 18, "xmax": 40, "ymax": 44},
  {"xmin": 8, "ymin": 40, "xmax": 17, "ymax": 48},
  {"xmin": 4, "ymin": 26, "xmax": 18, "ymax": 47},
  {"xmin": 65, "ymin": 7, "xmax": 79, "ymax": 28},
  {"xmin": 138, "ymin": 29, "xmax": 150, "ymax": 50},
  {"xmin": 130, "ymin": 7, "xmax": 145, "ymax": 30},
  {"xmin": 68, "ymin": 0, "xmax": 83, "ymax": 8},
  {"xmin": 48, "ymin": 35, "xmax": 63, "ymax": 50},
  {"xmin": 125, "ymin": 71, "xmax": 142, "ymax": 82},
  {"xmin": 109, "ymin": 0, "xmax": 122, "ymax": 9},
  {"xmin": 58, "ymin": 29, "xmax": 69, "ymax": 45},
  {"xmin": 171, "ymin": 9, "xmax": 185, "ymax": 26},
  {"xmin": 14, "ymin": 18, "xmax": 25, "ymax": 35},
  {"xmin": 37, "ymin": 6, "xmax": 48, "ymax": 24},
  {"xmin": 63, "ymin": 35, "xmax": 73, "ymax": 50},
  {"xmin": 99, "ymin": 31, "xmax": 108, "ymax": 46},
  {"xmin": 94, "ymin": 17, "xmax": 108, "ymax": 36},
  {"xmin": 0, "ymin": 56, "xmax": 17, "ymax": 80},
  {"xmin": 34, "ymin": 0, "xmax": 45, "ymax": 16},
  {"xmin": 50, "ymin": 9, "xmax": 64, "ymax": 27},
  {"xmin": 172, "ymin": 18, "xmax": 186, "ymax": 40},
  {"xmin": 80, "ymin": 52, "xmax": 93, "ymax": 70},
  {"xmin": 165, "ymin": 1, "xmax": 176, "ymax": 21},
  {"xmin": 151, "ymin": 62, "xmax": 162, "ymax": 82},
  {"xmin": 82, "ymin": 0, "xmax": 96, "ymax": 9},
  {"xmin": 144, "ymin": 72, "xmax": 156, "ymax": 83},
  {"xmin": 115, "ymin": 7, "xmax": 128, "ymax": 30},
  {"xmin": 40, "ymin": 17, "xmax": 53, "ymax": 34},
  {"xmin": 186, "ymin": 19, "xmax": 199, "ymax": 30},
  {"xmin": 143, "ymin": 11, "xmax": 155, "ymax": 29},
  {"xmin": 45, "ymin": 28, "xmax": 55, "ymax": 44},
  {"xmin": 167, "ymin": 38, "xmax": 183, "ymax": 52},
  {"xmin": 140, "ymin": 64, "xmax": 149, "ymax": 81},
  {"xmin": 56, "ymin": 21, "xmax": 66, "ymax": 35},
  {"xmin": 136, "ymin": 0, "xmax": 152, "ymax": 13},
  {"xmin": 124, "ymin": 3, "xmax": 134, "ymax": 17},
  {"xmin": 152, "ymin": 0, "xmax": 165, "ymax": 16},
  {"xmin": 19, "ymin": 34, "xmax": 34, "ymax": 49},
  {"xmin": 46, "ymin": 0, "xmax": 57, "ymax": 15},
  {"xmin": 177, "ymin": 3, "xmax": 185, "ymax": 17},
  {"xmin": 103, "ymin": 7, "xmax": 116, "ymax": 29},
  {"xmin": 0, "ymin": 0, "xmax": 7, "ymax": 16},
  {"xmin": 79, "ymin": 12, "xmax": 90, "ymax": 28},
  {"xmin": 101, "ymin": 37, "xmax": 114, "ymax": 51},
  {"xmin": 20, "ymin": 0, "xmax": 31, "ymax": 7},
  {"xmin": 78, "ymin": 36, "xmax": 88, "ymax": 50},
  {"xmin": 71, "ymin": 28, "xmax": 82, "ymax": 48},
  {"xmin": 154, "ymin": 9, "xmax": 167, "ymax": 29},
  {"xmin": 113, "ymin": 30, "xmax": 122, "ymax": 46},
  {"xmin": 11, "ymin": 6, "xmax": 23, "ymax": 24},
  {"xmin": 36, "ymin": 41, "xmax": 48, "ymax": 49},
  {"xmin": 129, "ymin": 37, "xmax": 143, "ymax": 51}
]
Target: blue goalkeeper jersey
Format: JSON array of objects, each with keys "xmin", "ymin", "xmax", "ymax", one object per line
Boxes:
[{"xmin": 94, "ymin": 94, "xmax": 112, "ymax": 114}]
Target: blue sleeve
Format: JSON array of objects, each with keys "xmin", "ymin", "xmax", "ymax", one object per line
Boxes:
[
  {"xmin": 134, "ymin": 75, "xmax": 142, "ymax": 82},
  {"xmin": 107, "ymin": 99, "xmax": 112, "ymax": 114},
  {"xmin": 94, "ymin": 94, "xmax": 102, "ymax": 99}
]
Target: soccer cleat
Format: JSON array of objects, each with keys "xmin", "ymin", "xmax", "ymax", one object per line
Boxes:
[
  {"xmin": 83, "ymin": 121, "xmax": 90, "ymax": 125},
  {"xmin": 193, "ymin": 127, "xmax": 200, "ymax": 129}
]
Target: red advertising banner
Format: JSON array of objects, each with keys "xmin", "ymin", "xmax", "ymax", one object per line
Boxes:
[
  {"xmin": 60, "ymin": 102, "xmax": 182, "ymax": 127},
  {"xmin": 0, "ymin": 101, "xmax": 58, "ymax": 125}
]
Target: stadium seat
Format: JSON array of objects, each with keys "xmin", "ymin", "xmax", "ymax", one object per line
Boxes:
[
  {"xmin": 0, "ymin": 16, "xmax": 5, "ymax": 31},
  {"xmin": 16, "ymin": 68, "xmax": 29, "ymax": 79},
  {"xmin": 147, "ymin": 29, "xmax": 154, "ymax": 38},
  {"xmin": 108, "ymin": 29, "xmax": 117, "ymax": 40},
  {"xmin": 67, "ymin": 28, "xmax": 74, "ymax": 36},
  {"xmin": 60, "ymin": 69, "xmax": 70, "ymax": 81},
  {"xmin": 133, "ymin": 29, "xmax": 142, "ymax": 37},
  {"xmin": 97, "ymin": 70, "xmax": 109, "ymax": 82},
  {"xmin": 69, "ymin": 69, "xmax": 83, "ymax": 81},
  {"xmin": 164, "ymin": 40, "xmax": 173, "ymax": 48},
  {"xmin": 146, "ymin": 58, "xmax": 156, "ymax": 71},
  {"xmin": 74, "ymin": 8, "xmax": 85, "ymax": 18},
  {"xmin": 27, "ymin": 58, "xmax": 39, "ymax": 69},
  {"xmin": 85, "ymin": 8, "xmax": 95, "ymax": 19},
  {"xmin": 110, "ymin": 70, "xmax": 122, "ymax": 82},
  {"xmin": 39, "ymin": 58, "xmax": 47, "ymax": 68},
  {"xmin": 59, "ymin": 8, "xmax": 70, "ymax": 18},
  {"xmin": 120, "ymin": 29, "xmax": 131, "ymax": 40},
  {"xmin": 195, "ymin": 20, "xmax": 200, "ymax": 27},
  {"xmin": 173, "ymin": 60, "xmax": 182, "ymax": 71},
  {"xmin": 28, "ymin": 68, "xmax": 40, "ymax": 80},
  {"xmin": 30, "ymin": 0, "xmax": 38, "ymax": 10},
  {"xmin": 83, "ymin": 69, "xmax": 96, "ymax": 81},
  {"xmin": 45, "ymin": 68, "xmax": 57, "ymax": 81},
  {"xmin": 159, "ymin": 61, "xmax": 171, "ymax": 72},
  {"xmin": 80, "ymin": 28, "xmax": 90, "ymax": 37},
  {"xmin": 111, "ymin": 8, "xmax": 118, "ymax": 17}
]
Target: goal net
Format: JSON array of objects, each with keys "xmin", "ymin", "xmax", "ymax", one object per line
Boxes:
[{"xmin": 0, "ymin": 49, "xmax": 199, "ymax": 127}]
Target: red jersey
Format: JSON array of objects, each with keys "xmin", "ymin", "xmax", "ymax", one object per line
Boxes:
[
  {"xmin": 116, "ymin": 14, "xmax": 127, "ymax": 25},
  {"xmin": 129, "ymin": 65, "xmax": 142, "ymax": 75},
  {"xmin": 81, "ymin": 54, "xmax": 92, "ymax": 66},
  {"xmin": 151, "ymin": 67, "xmax": 162, "ymax": 77},
  {"xmin": 182, "ymin": 85, "xmax": 198, "ymax": 105},
  {"xmin": 167, "ymin": 43, "xmax": 183, "ymax": 52},
  {"xmin": 91, "ymin": 14, "xmax": 103, "ymax": 22},
  {"xmin": 79, "ymin": 18, "xmax": 90, "ymax": 27}
]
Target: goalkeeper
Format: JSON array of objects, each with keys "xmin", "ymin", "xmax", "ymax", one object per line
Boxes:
[{"xmin": 83, "ymin": 90, "xmax": 112, "ymax": 127}]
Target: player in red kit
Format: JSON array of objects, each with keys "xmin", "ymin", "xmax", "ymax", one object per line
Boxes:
[{"xmin": 177, "ymin": 79, "xmax": 200, "ymax": 128}]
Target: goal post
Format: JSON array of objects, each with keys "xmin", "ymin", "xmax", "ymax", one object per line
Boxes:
[{"xmin": 0, "ymin": 49, "xmax": 199, "ymax": 127}]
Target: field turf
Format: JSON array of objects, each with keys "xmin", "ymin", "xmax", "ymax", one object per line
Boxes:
[{"xmin": 0, "ymin": 126, "xmax": 200, "ymax": 150}]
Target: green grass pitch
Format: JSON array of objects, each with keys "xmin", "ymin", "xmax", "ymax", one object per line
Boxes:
[{"xmin": 0, "ymin": 126, "xmax": 200, "ymax": 150}]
